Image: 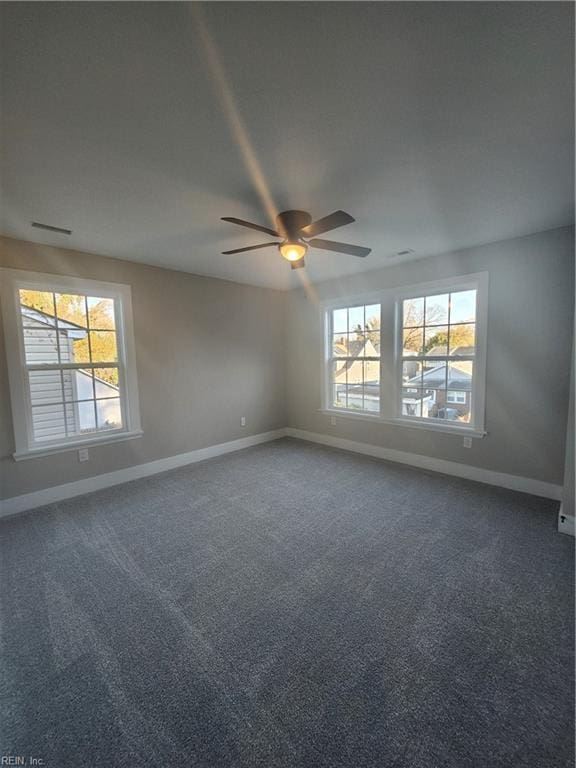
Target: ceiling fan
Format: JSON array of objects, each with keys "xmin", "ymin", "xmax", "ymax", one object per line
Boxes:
[{"xmin": 221, "ymin": 209, "xmax": 371, "ymax": 269}]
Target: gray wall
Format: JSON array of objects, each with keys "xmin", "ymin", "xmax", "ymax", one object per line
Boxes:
[
  {"xmin": 0, "ymin": 236, "xmax": 286, "ymax": 499},
  {"xmin": 1, "ymin": 227, "xmax": 573, "ymax": 501},
  {"xmin": 286, "ymin": 227, "xmax": 574, "ymax": 486}
]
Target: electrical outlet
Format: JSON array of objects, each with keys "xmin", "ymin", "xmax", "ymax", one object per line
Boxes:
[
  {"xmin": 240, "ymin": 416, "xmax": 246, "ymax": 427},
  {"xmin": 558, "ymin": 511, "xmax": 575, "ymax": 536},
  {"xmin": 330, "ymin": 416, "xmax": 336, "ymax": 426},
  {"xmin": 463, "ymin": 437, "xmax": 472, "ymax": 449},
  {"xmin": 78, "ymin": 448, "xmax": 90, "ymax": 462}
]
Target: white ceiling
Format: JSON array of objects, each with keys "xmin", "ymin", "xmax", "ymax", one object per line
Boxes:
[{"xmin": 0, "ymin": 2, "xmax": 573, "ymax": 290}]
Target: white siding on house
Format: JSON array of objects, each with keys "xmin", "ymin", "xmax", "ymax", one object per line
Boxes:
[{"xmin": 22, "ymin": 313, "xmax": 119, "ymax": 441}]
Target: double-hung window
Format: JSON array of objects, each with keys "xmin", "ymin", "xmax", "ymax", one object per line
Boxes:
[
  {"xmin": 327, "ymin": 302, "xmax": 381, "ymax": 414},
  {"xmin": 0, "ymin": 269, "xmax": 142, "ymax": 459},
  {"xmin": 323, "ymin": 273, "xmax": 488, "ymax": 435}
]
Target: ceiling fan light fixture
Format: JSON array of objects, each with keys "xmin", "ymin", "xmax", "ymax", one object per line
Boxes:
[{"xmin": 280, "ymin": 241, "xmax": 307, "ymax": 262}]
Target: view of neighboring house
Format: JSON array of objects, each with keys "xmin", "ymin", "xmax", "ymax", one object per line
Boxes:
[
  {"xmin": 403, "ymin": 360, "xmax": 473, "ymax": 421},
  {"xmin": 22, "ymin": 305, "xmax": 120, "ymax": 441},
  {"xmin": 333, "ymin": 333, "xmax": 472, "ymax": 421},
  {"xmin": 333, "ymin": 336, "xmax": 380, "ymax": 411}
]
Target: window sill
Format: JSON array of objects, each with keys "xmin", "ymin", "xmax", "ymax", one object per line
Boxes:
[
  {"xmin": 319, "ymin": 409, "xmax": 486, "ymax": 438},
  {"xmin": 13, "ymin": 429, "xmax": 144, "ymax": 461}
]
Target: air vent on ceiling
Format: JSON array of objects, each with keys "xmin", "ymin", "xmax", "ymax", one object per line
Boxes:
[
  {"xmin": 396, "ymin": 249, "xmax": 415, "ymax": 257},
  {"xmin": 31, "ymin": 221, "xmax": 72, "ymax": 235}
]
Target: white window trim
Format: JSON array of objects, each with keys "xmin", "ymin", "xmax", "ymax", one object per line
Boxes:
[
  {"xmin": 321, "ymin": 272, "xmax": 488, "ymax": 438},
  {"xmin": 0, "ymin": 268, "xmax": 143, "ymax": 460}
]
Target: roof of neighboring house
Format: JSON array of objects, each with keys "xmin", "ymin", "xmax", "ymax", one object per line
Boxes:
[
  {"xmin": 334, "ymin": 335, "xmax": 381, "ymax": 357},
  {"xmin": 425, "ymin": 345, "xmax": 448, "ymax": 356},
  {"xmin": 423, "ymin": 345, "xmax": 475, "ymax": 357},
  {"xmin": 21, "ymin": 304, "xmax": 86, "ymax": 332},
  {"xmin": 407, "ymin": 361, "xmax": 472, "ymax": 390}
]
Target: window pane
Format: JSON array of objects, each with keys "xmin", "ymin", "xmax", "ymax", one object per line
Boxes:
[
  {"xmin": 31, "ymin": 403, "xmax": 68, "ymax": 442},
  {"xmin": 403, "ymin": 327, "xmax": 423, "ymax": 356},
  {"xmin": 363, "ymin": 359, "xmax": 380, "ymax": 385},
  {"xmin": 350, "ymin": 333, "xmax": 366, "ymax": 357},
  {"xmin": 350, "ymin": 333, "xmax": 366, "ymax": 358},
  {"xmin": 332, "ymin": 308, "xmax": 347, "ymax": 334},
  {"xmin": 363, "ymin": 361, "xmax": 380, "ymax": 412},
  {"xmin": 402, "ymin": 359, "xmax": 421, "ymax": 384},
  {"xmin": 449, "ymin": 324, "xmax": 475, "ymax": 355},
  {"xmin": 89, "ymin": 331, "xmax": 118, "ymax": 362},
  {"xmin": 28, "ymin": 370, "xmax": 64, "ymax": 406},
  {"xmin": 435, "ymin": 403, "xmax": 469, "ymax": 422},
  {"xmin": 70, "ymin": 369, "xmax": 120, "ymax": 401},
  {"xmin": 23, "ymin": 327, "xmax": 61, "ymax": 364},
  {"xmin": 425, "ymin": 293, "xmax": 449, "ymax": 325},
  {"xmin": 20, "ymin": 291, "xmax": 56, "ymax": 325},
  {"xmin": 94, "ymin": 367, "xmax": 120, "ymax": 392},
  {"xmin": 71, "ymin": 400, "xmax": 97, "ymax": 434},
  {"xmin": 333, "ymin": 333, "xmax": 349, "ymax": 357},
  {"xmin": 87, "ymin": 297, "xmax": 116, "ymax": 330},
  {"xmin": 333, "ymin": 383, "xmax": 347, "ymax": 409},
  {"xmin": 402, "ymin": 388, "xmax": 423, "ymax": 417},
  {"xmin": 365, "ymin": 304, "xmax": 380, "ymax": 331},
  {"xmin": 446, "ymin": 361, "xmax": 473, "ymax": 423},
  {"xmin": 347, "ymin": 359, "xmax": 363, "ymax": 384},
  {"xmin": 424, "ymin": 326, "xmax": 448, "ymax": 355},
  {"xmin": 369, "ymin": 335, "xmax": 381, "ymax": 357},
  {"xmin": 68, "ymin": 369, "xmax": 95, "ymax": 401},
  {"xmin": 333, "ymin": 360, "xmax": 346, "ymax": 399},
  {"xmin": 422, "ymin": 360, "xmax": 447, "ymax": 389},
  {"xmin": 348, "ymin": 306, "xmax": 364, "ymax": 334},
  {"xmin": 61, "ymin": 370, "xmax": 76, "ymax": 402},
  {"xmin": 96, "ymin": 398, "xmax": 122, "ymax": 430},
  {"xmin": 421, "ymin": 388, "xmax": 441, "ymax": 418},
  {"xmin": 67, "ymin": 330, "xmax": 90, "ymax": 364},
  {"xmin": 343, "ymin": 384, "xmax": 363, "ymax": 410},
  {"xmin": 55, "ymin": 294, "xmax": 87, "ymax": 328},
  {"xmin": 363, "ymin": 330, "xmax": 380, "ymax": 358},
  {"xmin": 403, "ymin": 297, "xmax": 424, "ymax": 327},
  {"xmin": 450, "ymin": 290, "xmax": 476, "ymax": 324},
  {"xmin": 448, "ymin": 359, "xmax": 473, "ymax": 389}
]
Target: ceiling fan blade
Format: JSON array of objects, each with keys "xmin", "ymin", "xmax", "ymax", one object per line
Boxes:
[
  {"xmin": 222, "ymin": 242, "xmax": 280, "ymax": 255},
  {"xmin": 300, "ymin": 210, "xmax": 355, "ymax": 237},
  {"xmin": 309, "ymin": 238, "xmax": 371, "ymax": 258},
  {"xmin": 221, "ymin": 217, "xmax": 279, "ymax": 237},
  {"xmin": 290, "ymin": 258, "xmax": 305, "ymax": 270}
]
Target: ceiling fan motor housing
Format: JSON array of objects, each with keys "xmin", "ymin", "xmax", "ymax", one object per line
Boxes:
[{"xmin": 276, "ymin": 210, "xmax": 312, "ymax": 241}]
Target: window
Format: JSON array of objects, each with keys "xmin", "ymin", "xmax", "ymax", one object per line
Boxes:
[
  {"xmin": 400, "ymin": 287, "xmax": 478, "ymax": 425},
  {"xmin": 327, "ymin": 303, "xmax": 381, "ymax": 413},
  {"xmin": 322, "ymin": 274, "xmax": 487, "ymax": 436},
  {"xmin": 0, "ymin": 269, "xmax": 142, "ymax": 459},
  {"xmin": 446, "ymin": 391, "xmax": 467, "ymax": 404}
]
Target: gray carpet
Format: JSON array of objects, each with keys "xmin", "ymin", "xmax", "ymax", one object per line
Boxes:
[{"xmin": 1, "ymin": 438, "xmax": 574, "ymax": 767}]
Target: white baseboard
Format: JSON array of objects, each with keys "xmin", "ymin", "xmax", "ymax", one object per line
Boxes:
[
  {"xmin": 1, "ymin": 426, "xmax": 563, "ymax": 519},
  {"xmin": 0, "ymin": 429, "xmax": 287, "ymax": 519},
  {"xmin": 558, "ymin": 504, "xmax": 575, "ymax": 536},
  {"xmin": 285, "ymin": 428, "xmax": 563, "ymax": 501}
]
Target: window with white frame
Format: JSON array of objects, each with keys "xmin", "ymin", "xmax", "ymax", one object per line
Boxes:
[
  {"xmin": 323, "ymin": 274, "xmax": 487, "ymax": 435},
  {"xmin": 328, "ymin": 302, "xmax": 381, "ymax": 413},
  {"xmin": 446, "ymin": 391, "xmax": 467, "ymax": 404},
  {"xmin": 0, "ymin": 269, "xmax": 142, "ymax": 458}
]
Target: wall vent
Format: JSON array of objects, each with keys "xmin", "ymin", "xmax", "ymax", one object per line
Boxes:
[{"xmin": 31, "ymin": 221, "xmax": 72, "ymax": 235}]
